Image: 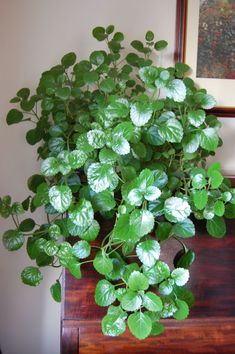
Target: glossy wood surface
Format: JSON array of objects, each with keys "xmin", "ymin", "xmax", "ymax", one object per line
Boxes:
[{"xmin": 61, "ymin": 219, "xmax": 235, "ymax": 353}]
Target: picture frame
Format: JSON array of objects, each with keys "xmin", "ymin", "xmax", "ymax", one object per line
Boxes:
[{"xmin": 175, "ymin": 0, "xmax": 235, "ymax": 117}]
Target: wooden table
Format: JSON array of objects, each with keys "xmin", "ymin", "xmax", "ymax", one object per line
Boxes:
[{"xmin": 61, "ymin": 219, "xmax": 235, "ymax": 354}]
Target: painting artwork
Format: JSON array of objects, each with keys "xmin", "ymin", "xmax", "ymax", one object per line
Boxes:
[{"xmin": 196, "ymin": 0, "xmax": 235, "ymax": 79}]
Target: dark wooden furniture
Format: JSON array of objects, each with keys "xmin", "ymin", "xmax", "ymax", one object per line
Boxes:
[{"xmin": 61, "ymin": 219, "xmax": 235, "ymax": 354}]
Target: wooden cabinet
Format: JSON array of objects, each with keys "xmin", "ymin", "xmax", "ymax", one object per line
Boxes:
[{"xmin": 61, "ymin": 219, "xmax": 235, "ymax": 354}]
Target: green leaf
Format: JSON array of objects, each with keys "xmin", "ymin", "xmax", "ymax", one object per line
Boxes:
[
  {"xmin": 200, "ymin": 128, "xmax": 219, "ymax": 151},
  {"xmin": 95, "ymin": 280, "xmax": 116, "ymax": 306},
  {"xmin": 44, "ymin": 240, "xmax": 58, "ymax": 256},
  {"xmin": 61, "ymin": 52, "xmax": 76, "ymax": 68},
  {"xmin": 19, "ymin": 218, "xmax": 35, "ymax": 232},
  {"xmin": 21, "ymin": 266, "xmax": 43, "ymax": 286},
  {"xmin": 159, "ymin": 279, "xmax": 174, "ymax": 295},
  {"xmin": 161, "ymin": 298, "xmax": 178, "ymax": 318},
  {"xmin": 68, "ymin": 150, "xmax": 87, "ymax": 169},
  {"xmin": 67, "ymin": 219, "xmax": 82, "ymax": 236},
  {"xmin": 100, "ymin": 78, "xmax": 115, "ymax": 93},
  {"xmin": 73, "ymin": 240, "xmax": 91, "ymax": 259},
  {"xmin": 143, "ymin": 261, "xmax": 170, "ymax": 285},
  {"xmin": 6, "ymin": 109, "xmax": 23, "ymax": 125},
  {"xmin": 131, "ymin": 40, "xmax": 145, "ymax": 52},
  {"xmin": 155, "ymin": 221, "xmax": 172, "ymax": 241},
  {"xmin": 17, "ymin": 87, "xmax": 30, "ymax": 99},
  {"xmin": 224, "ymin": 203, "xmax": 235, "ymax": 219},
  {"xmin": 154, "ymin": 40, "xmax": 168, "ymax": 50},
  {"xmin": 176, "ymin": 250, "xmax": 195, "ymax": 269},
  {"xmin": 128, "ymin": 271, "xmax": 149, "ymax": 291},
  {"xmin": 130, "ymin": 103, "xmax": 153, "ymax": 127},
  {"xmin": 214, "ymin": 200, "xmax": 225, "ymax": 217},
  {"xmin": 66, "ymin": 173, "xmax": 81, "ymax": 193},
  {"xmin": 50, "ymin": 280, "xmax": 61, "ymax": 302},
  {"xmin": 207, "ymin": 162, "xmax": 221, "ymax": 174},
  {"xmin": 139, "ymin": 66, "xmax": 158, "ymax": 84},
  {"xmin": 126, "ymin": 187, "xmax": 143, "ymax": 206},
  {"xmin": 143, "ymin": 291, "xmax": 163, "ymax": 312},
  {"xmin": 127, "ymin": 312, "xmax": 152, "ymax": 340},
  {"xmin": 175, "ymin": 62, "xmax": 190, "ymax": 75},
  {"xmin": 146, "ymin": 126, "xmax": 165, "ymax": 146},
  {"xmin": 200, "ymin": 94, "xmax": 216, "ymax": 109},
  {"xmin": 192, "ymin": 174, "xmax": 207, "ymax": 189},
  {"xmin": 89, "ymin": 50, "xmax": 105, "ymax": 65},
  {"xmin": 49, "ymin": 224, "xmax": 61, "ymax": 240},
  {"xmin": 48, "ymin": 137, "xmax": 65, "ymax": 154},
  {"xmin": 92, "ymin": 26, "xmax": 107, "ymax": 41},
  {"xmin": 57, "ymin": 241, "xmax": 73, "ymax": 262},
  {"xmin": 129, "ymin": 209, "xmax": 155, "ymax": 237},
  {"xmin": 145, "ymin": 31, "xmax": 154, "ymax": 41},
  {"xmin": 165, "ymin": 79, "xmax": 186, "ymax": 102},
  {"xmin": 27, "ymin": 174, "xmax": 45, "ymax": 193},
  {"xmin": 188, "ymin": 109, "xmax": 205, "ymax": 127},
  {"xmin": 79, "ymin": 220, "xmax": 100, "ymax": 241},
  {"xmin": 87, "ymin": 162, "xmax": 119, "ymax": 193},
  {"xmin": 67, "ymin": 258, "xmax": 82, "ymax": 279},
  {"xmin": 138, "ymin": 168, "xmax": 155, "ymax": 189},
  {"xmin": 99, "ymin": 148, "xmax": 118, "ymax": 164},
  {"xmin": 93, "ymin": 252, "xmax": 113, "ymax": 275},
  {"xmin": 159, "ymin": 118, "xmax": 183, "ymax": 143},
  {"xmin": 164, "ymin": 197, "xmax": 191, "ymax": 223},
  {"xmin": 209, "ymin": 170, "xmax": 223, "ymax": 189},
  {"xmin": 136, "ymin": 240, "xmax": 160, "ymax": 266},
  {"xmin": 92, "ymin": 190, "xmax": 116, "ymax": 212},
  {"xmin": 87, "ymin": 129, "xmax": 106, "ymax": 149},
  {"xmin": 206, "ymin": 216, "xmax": 226, "ymax": 238},
  {"xmin": 26, "ymin": 128, "xmax": 42, "ymax": 145},
  {"xmin": 56, "ymin": 87, "xmax": 71, "ymax": 100},
  {"xmin": 183, "ymin": 132, "xmax": 200, "ymax": 153},
  {"xmin": 83, "ymin": 71, "xmax": 99, "ymax": 84},
  {"xmin": 49, "ymin": 185, "xmax": 72, "ymax": 213},
  {"xmin": 121, "ymin": 290, "xmax": 142, "ymax": 311},
  {"xmin": 76, "ymin": 133, "xmax": 94, "ymax": 153},
  {"xmin": 68, "ymin": 199, "xmax": 94, "ymax": 233},
  {"xmin": 171, "ymin": 268, "xmax": 189, "ymax": 286},
  {"xmin": 111, "ymin": 133, "xmax": 130, "ymax": 155},
  {"xmin": 174, "ymin": 286, "xmax": 195, "ymax": 308},
  {"xmin": 3, "ymin": 230, "xmax": 24, "ymax": 251},
  {"xmin": 11, "ymin": 202, "xmax": 24, "ymax": 215},
  {"xmin": 172, "ymin": 218, "xmax": 195, "ymax": 238},
  {"xmin": 193, "ymin": 189, "xmax": 208, "ymax": 210},
  {"xmin": 102, "ymin": 313, "xmax": 126, "ymax": 337},
  {"xmin": 113, "ymin": 214, "xmax": 139, "ymax": 242},
  {"xmin": 106, "ymin": 25, "xmax": 115, "ymax": 34},
  {"xmin": 150, "ymin": 322, "xmax": 165, "ymax": 336},
  {"xmin": 173, "ymin": 299, "xmax": 189, "ymax": 320},
  {"xmin": 105, "ymin": 98, "xmax": 129, "ymax": 119},
  {"xmin": 40, "ymin": 157, "xmax": 60, "ymax": 177},
  {"xmin": 144, "ymin": 186, "xmax": 161, "ymax": 201}
]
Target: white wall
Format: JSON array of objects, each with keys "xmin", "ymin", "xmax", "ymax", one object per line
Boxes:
[{"xmin": 0, "ymin": 1, "xmax": 234, "ymax": 354}]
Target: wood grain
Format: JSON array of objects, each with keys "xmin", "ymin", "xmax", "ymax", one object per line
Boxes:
[
  {"xmin": 62, "ymin": 318, "xmax": 235, "ymax": 354},
  {"xmin": 61, "ymin": 219, "xmax": 235, "ymax": 353}
]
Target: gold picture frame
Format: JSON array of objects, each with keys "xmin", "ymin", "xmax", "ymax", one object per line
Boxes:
[{"xmin": 175, "ymin": 0, "xmax": 235, "ymax": 117}]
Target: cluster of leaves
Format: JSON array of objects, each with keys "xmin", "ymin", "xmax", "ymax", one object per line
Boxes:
[{"xmin": 2, "ymin": 25, "xmax": 235, "ymax": 340}]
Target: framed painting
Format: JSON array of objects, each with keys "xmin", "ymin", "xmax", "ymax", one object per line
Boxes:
[{"xmin": 175, "ymin": 0, "xmax": 235, "ymax": 117}]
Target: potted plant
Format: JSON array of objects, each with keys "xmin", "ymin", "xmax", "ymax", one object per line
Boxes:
[{"xmin": 1, "ymin": 25, "xmax": 235, "ymax": 340}]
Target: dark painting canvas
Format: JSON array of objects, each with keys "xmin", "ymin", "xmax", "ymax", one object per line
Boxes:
[{"xmin": 196, "ymin": 0, "xmax": 235, "ymax": 79}]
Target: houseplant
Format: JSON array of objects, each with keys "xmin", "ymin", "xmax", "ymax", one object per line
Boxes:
[{"xmin": 1, "ymin": 25, "xmax": 235, "ymax": 340}]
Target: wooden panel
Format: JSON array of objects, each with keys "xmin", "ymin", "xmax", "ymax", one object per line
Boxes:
[
  {"xmin": 62, "ymin": 319, "xmax": 235, "ymax": 354},
  {"xmin": 61, "ymin": 219, "xmax": 235, "ymax": 353},
  {"xmin": 61, "ymin": 327, "xmax": 79, "ymax": 354}
]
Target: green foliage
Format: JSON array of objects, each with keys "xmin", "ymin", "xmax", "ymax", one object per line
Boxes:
[{"xmin": 1, "ymin": 25, "xmax": 234, "ymax": 342}]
